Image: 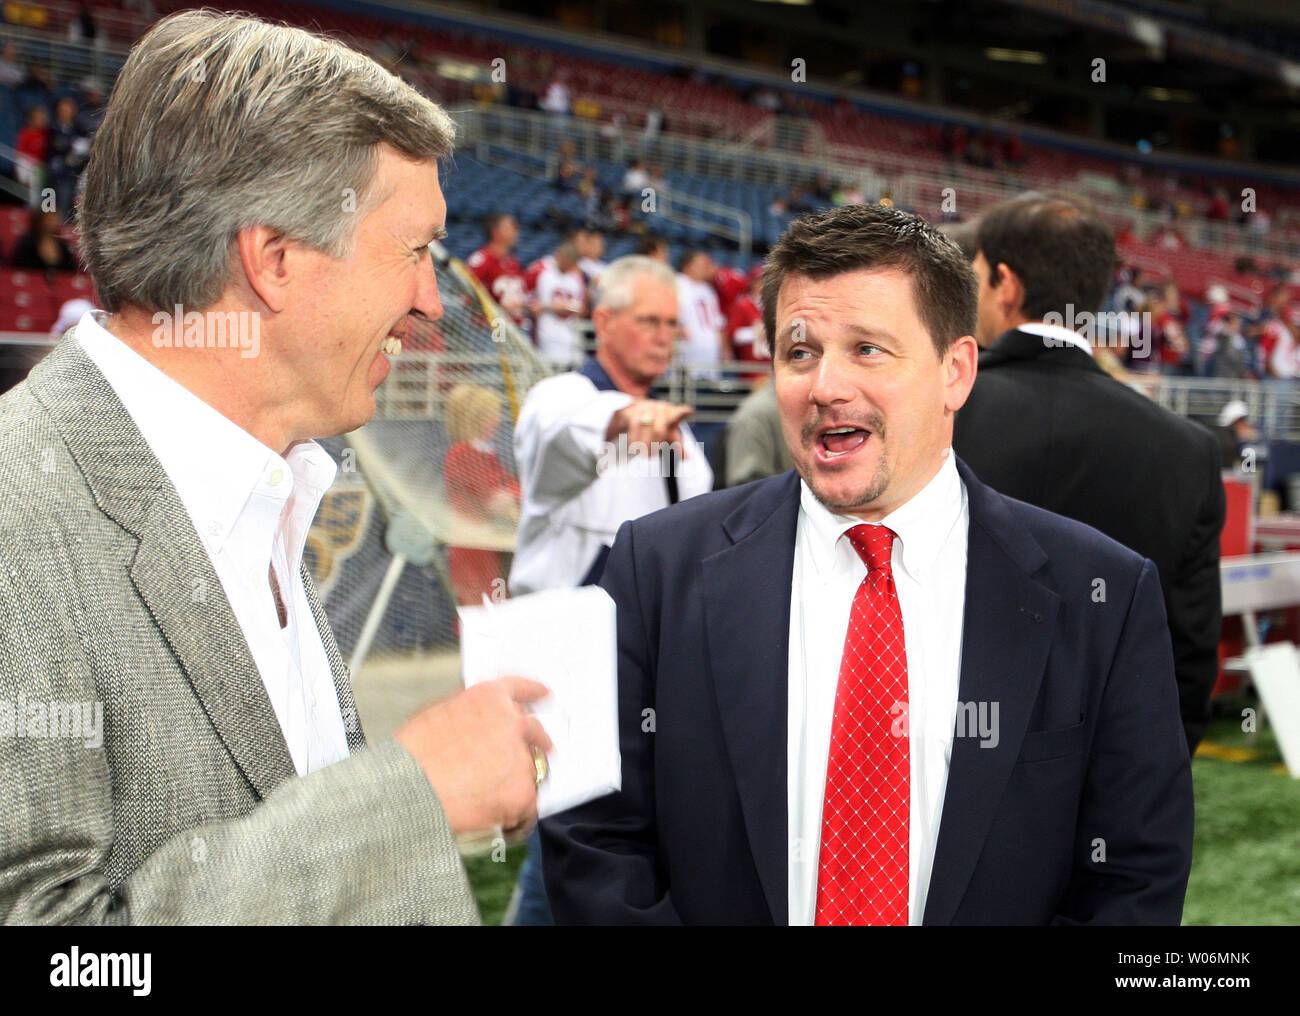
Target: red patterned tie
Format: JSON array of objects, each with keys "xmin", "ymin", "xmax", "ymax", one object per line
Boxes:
[{"xmin": 815, "ymin": 524, "xmax": 909, "ymax": 926}]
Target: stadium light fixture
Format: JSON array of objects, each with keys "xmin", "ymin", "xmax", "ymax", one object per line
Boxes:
[{"xmin": 984, "ymin": 47, "xmax": 1047, "ymax": 65}]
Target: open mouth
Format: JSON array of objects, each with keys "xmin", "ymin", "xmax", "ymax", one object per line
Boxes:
[
  {"xmin": 817, "ymin": 426, "xmax": 872, "ymax": 459},
  {"xmin": 381, "ymin": 322, "xmax": 406, "ymax": 357}
]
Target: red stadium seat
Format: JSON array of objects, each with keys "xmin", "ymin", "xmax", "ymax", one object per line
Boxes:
[{"xmin": 49, "ymin": 272, "xmax": 95, "ymax": 305}]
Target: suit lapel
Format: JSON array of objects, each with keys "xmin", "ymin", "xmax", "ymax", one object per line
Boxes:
[
  {"xmin": 301, "ymin": 560, "xmax": 366, "ymax": 753},
  {"xmin": 27, "ymin": 332, "xmax": 298, "ymax": 799},
  {"xmin": 701, "ymin": 472, "xmax": 801, "ymax": 925},
  {"xmin": 922, "ymin": 460, "xmax": 1060, "ymax": 925}
]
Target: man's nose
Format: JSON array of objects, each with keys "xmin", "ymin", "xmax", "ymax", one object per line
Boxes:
[
  {"xmin": 808, "ymin": 349, "xmax": 856, "ymax": 406},
  {"xmin": 413, "ymin": 251, "xmax": 443, "ymax": 322}
]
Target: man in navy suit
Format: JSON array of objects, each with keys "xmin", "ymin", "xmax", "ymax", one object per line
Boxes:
[{"xmin": 540, "ymin": 204, "xmax": 1193, "ymax": 925}]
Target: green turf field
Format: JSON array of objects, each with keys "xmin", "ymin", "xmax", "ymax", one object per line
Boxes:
[
  {"xmin": 465, "ymin": 847, "xmax": 525, "ymax": 925},
  {"xmin": 1184, "ymin": 708, "xmax": 1300, "ymax": 924},
  {"xmin": 466, "ymin": 706, "xmax": 1300, "ymax": 925}
]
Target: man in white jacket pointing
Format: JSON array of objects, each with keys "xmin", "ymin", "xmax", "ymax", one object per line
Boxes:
[{"xmin": 507, "ymin": 255, "xmax": 713, "ymax": 923}]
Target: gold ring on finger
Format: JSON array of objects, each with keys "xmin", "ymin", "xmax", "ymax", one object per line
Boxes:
[{"xmin": 531, "ymin": 745, "xmax": 549, "ymax": 787}]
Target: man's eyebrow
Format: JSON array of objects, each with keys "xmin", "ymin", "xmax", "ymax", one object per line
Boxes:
[
  {"xmin": 775, "ymin": 321, "xmax": 900, "ymax": 347},
  {"xmin": 427, "ymin": 226, "xmax": 447, "ymax": 243},
  {"xmin": 845, "ymin": 322, "xmax": 899, "ymax": 345}
]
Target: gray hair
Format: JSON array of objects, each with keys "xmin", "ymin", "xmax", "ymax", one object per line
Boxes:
[
  {"xmin": 593, "ymin": 255, "xmax": 676, "ymax": 312},
  {"xmin": 79, "ymin": 9, "xmax": 456, "ymax": 313}
]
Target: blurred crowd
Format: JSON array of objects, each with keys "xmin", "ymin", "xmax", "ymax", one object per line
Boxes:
[
  {"xmin": 465, "ymin": 210, "xmax": 769, "ymax": 378},
  {"xmin": 1105, "ymin": 266, "xmax": 1299, "ymax": 381},
  {"xmin": 4, "ymin": 42, "xmax": 104, "ymax": 224}
]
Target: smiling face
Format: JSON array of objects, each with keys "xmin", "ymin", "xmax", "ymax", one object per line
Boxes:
[
  {"xmin": 286, "ymin": 145, "xmax": 445, "ymax": 437},
  {"xmin": 773, "ymin": 267, "xmax": 977, "ymax": 521}
]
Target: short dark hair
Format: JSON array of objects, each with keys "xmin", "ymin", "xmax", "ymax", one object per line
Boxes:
[
  {"xmin": 678, "ymin": 249, "xmax": 709, "ymax": 273},
  {"xmin": 761, "ymin": 203, "xmax": 977, "ymax": 358},
  {"xmin": 483, "ymin": 211, "xmax": 514, "ymax": 238},
  {"xmin": 636, "ymin": 233, "xmax": 667, "ymax": 256},
  {"xmin": 974, "ymin": 193, "xmax": 1115, "ymax": 320}
]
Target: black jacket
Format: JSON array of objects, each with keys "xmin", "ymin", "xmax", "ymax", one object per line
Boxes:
[{"xmin": 954, "ymin": 328, "xmax": 1225, "ymax": 752}]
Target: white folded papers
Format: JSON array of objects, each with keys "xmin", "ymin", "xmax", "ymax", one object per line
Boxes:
[{"xmin": 459, "ymin": 586, "xmax": 621, "ymax": 817}]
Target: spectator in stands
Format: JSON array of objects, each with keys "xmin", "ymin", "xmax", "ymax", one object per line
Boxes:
[
  {"xmin": 68, "ymin": 4, "xmax": 100, "ymax": 47},
  {"xmin": 954, "ymin": 192, "xmax": 1225, "ymax": 753},
  {"xmin": 1259, "ymin": 286, "xmax": 1298, "ymax": 380},
  {"xmin": 1217, "ymin": 400, "xmax": 1267, "ymax": 471},
  {"xmin": 622, "ymin": 158, "xmax": 649, "ymax": 198},
  {"xmin": 11, "ymin": 208, "xmax": 75, "ymax": 272},
  {"xmin": 539, "ymin": 71, "xmax": 571, "ymax": 116},
  {"xmin": 831, "ymin": 180, "xmax": 865, "ymax": 206},
  {"xmin": 47, "ymin": 97, "xmax": 91, "ymax": 223},
  {"xmin": 0, "ymin": 42, "xmax": 23, "ymax": 87},
  {"xmin": 552, "ymin": 139, "xmax": 580, "ymax": 190},
  {"xmin": 1149, "ymin": 292, "xmax": 1192, "ymax": 376},
  {"xmin": 727, "ymin": 264, "xmax": 767, "ymax": 380},
  {"xmin": 466, "ymin": 212, "xmax": 528, "ymax": 327},
  {"xmin": 442, "ymin": 383, "xmax": 520, "ymax": 608},
  {"xmin": 509, "ymin": 255, "xmax": 713, "ymax": 923},
  {"xmin": 676, "ymin": 249, "xmax": 728, "ymax": 380},
  {"xmin": 14, "ymin": 106, "xmax": 49, "ymax": 204},
  {"xmin": 1211, "ymin": 311, "xmax": 1255, "ymax": 379},
  {"xmin": 572, "ymin": 227, "xmax": 607, "ymax": 286},
  {"xmin": 532, "ymin": 241, "xmax": 587, "ymax": 367},
  {"xmin": 636, "ymin": 233, "xmax": 669, "ymax": 262},
  {"xmin": 713, "ymin": 263, "xmax": 747, "ymax": 320},
  {"xmin": 646, "ymin": 164, "xmax": 667, "ymax": 196},
  {"xmin": 643, "ymin": 106, "xmax": 663, "ymax": 142},
  {"xmin": 787, "ymin": 186, "xmax": 814, "ymax": 214},
  {"xmin": 577, "ymin": 166, "xmax": 604, "ymax": 226},
  {"xmin": 20, "ymin": 62, "xmax": 54, "ymax": 106},
  {"xmin": 76, "ymin": 77, "xmax": 106, "ymax": 137}
]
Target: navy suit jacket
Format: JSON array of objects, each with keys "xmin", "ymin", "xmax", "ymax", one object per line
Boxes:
[{"xmin": 540, "ymin": 460, "xmax": 1194, "ymax": 925}]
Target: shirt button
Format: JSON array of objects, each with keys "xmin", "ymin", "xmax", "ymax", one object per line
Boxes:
[
  {"xmin": 207, "ymin": 522, "xmax": 221, "ymax": 539},
  {"xmin": 269, "ymin": 468, "xmax": 284, "ymax": 486}
]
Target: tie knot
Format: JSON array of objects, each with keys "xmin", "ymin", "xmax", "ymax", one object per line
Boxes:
[{"xmin": 846, "ymin": 524, "xmax": 896, "ymax": 577}]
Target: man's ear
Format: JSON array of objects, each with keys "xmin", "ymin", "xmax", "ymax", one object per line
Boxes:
[
  {"xmin": 235, "ymin": 224, "xmax": 295, "ymax": 314},
  {"xmin": 995, "ymin": 262, "xmax": 1025, "ymax": 320},
  {"xmin": 942, "ymin": 334, "xmax": 979, "ymax": 414}
]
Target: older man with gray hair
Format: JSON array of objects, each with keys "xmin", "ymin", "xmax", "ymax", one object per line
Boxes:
[
  {"xmin": 0, "ymin": 10, "xmax": 549, "ymax": 925},
  {"xmin": 506, "ymin": 254, "xmax": 713, "ymax": 922}
]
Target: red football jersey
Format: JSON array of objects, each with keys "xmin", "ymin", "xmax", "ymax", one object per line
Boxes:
[{"xmin": 467, "ymin": 246, "xmax": 528, "ymax": 322}]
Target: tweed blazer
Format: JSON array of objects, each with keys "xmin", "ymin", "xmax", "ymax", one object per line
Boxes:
[{"xmin": 0, "ymin": 331, "xmax": 479, "ymax": 925}]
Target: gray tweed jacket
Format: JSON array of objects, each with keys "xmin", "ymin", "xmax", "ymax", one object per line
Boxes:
[{"xmin": 0, "ymin": 331, "xmax": 479, "ymax": 925}]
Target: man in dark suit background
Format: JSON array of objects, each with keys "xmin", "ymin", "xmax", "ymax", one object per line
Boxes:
[
  {"xmin": 542, "ymin": 204, "xmax": 1193, "ymax": 925},
  {"xmin": 953, "ymin": 194, "xmax": 1224, "ymax": 753}
]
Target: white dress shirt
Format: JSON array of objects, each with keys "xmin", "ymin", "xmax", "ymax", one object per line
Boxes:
[
  {"xmin": 787, "ymin": 449, "xmax": 969, "ymax": 925},
  {"xmin": 76, "ymin": 310, "xmax": 349, "ymax": 777},
  {"xmin": 509, "ymin": 370, "xmax": 713, "ymax": 595}
]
